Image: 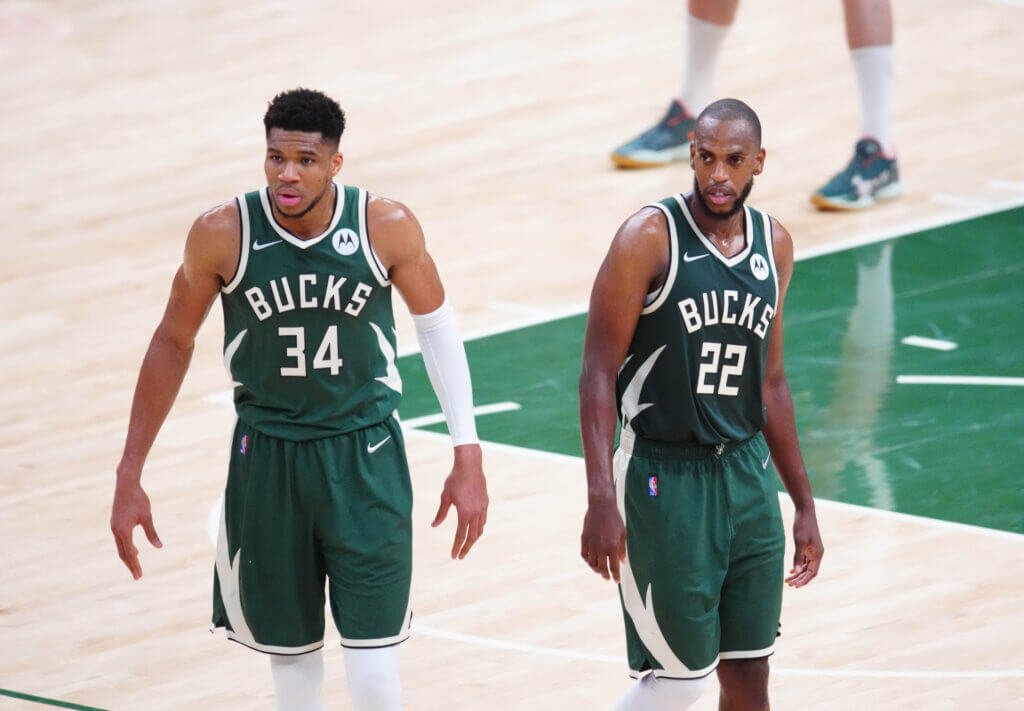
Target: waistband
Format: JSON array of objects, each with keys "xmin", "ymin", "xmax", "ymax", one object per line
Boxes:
[{"xmin": 617, "ymin": 429, "xmax": 755, "ymax": 460}]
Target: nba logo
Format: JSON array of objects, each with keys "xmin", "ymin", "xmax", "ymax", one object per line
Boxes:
[
  {"xmin": 239, "ymin": 434, "xmax": 249, "ymax": 455},
  {"xmin": 648, "ymin": 476, "xmax": 658, "ymax": 497}
]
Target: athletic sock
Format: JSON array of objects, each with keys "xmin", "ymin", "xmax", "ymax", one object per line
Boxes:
[
  {"xmin": 343, "ymin": 645, "xmax": 403, "ymax": 711},
  {"xmin": 612, "ymin": 673, "xmax": 707, "ymax": 711},
  {"xmin": 269, "ymin": 650, "xmax": 325, "ymax": 711},
  {"xmin": 680, "ymin": 15, "xmax": 731, "ymax": 115},
  {"xmin": 851, "ymin": 45, "xmax": 895, "ymax": 155}
]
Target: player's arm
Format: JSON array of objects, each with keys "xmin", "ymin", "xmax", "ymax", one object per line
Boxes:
[
  {"xmin": 579, "ymin": 207, "xmax": 669, "ymax": 583},
  {"xmin": 368, "ymin": 195, "xmax": 487, "ymax": 560},
  {"xmin": 762, "ymin": 217, "xmax": 824, "ymax": 588},
  {"xmin": 111, "ymin": 202, "xmax": 240, "ymax": 580}
]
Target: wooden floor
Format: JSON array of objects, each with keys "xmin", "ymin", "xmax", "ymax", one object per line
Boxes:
[{"xmin": 2, "ymin": 0, "xmax": 1023, "ymax": 708}]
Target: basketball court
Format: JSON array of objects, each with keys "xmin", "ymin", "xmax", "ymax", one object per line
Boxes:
[{"xmin": 1, "ymin": 0, "xmax": 1022, "ymax": 708}]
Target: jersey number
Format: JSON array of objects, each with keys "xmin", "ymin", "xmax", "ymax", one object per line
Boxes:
[
  {"xmin": 278, "ymin": 326, "xmax": 343, "ymax": 376},
  {"xmin": 696, "ymin": 342, "xmax": 747, "ymax": 396}
]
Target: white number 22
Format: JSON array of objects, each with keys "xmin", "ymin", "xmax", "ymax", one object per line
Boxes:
[{"xmin": 696, "ymin": 342, "xmax": 747, "ymax": 396}]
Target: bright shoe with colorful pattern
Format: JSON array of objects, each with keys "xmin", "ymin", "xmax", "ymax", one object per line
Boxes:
[
  {"xmin": 811, "ymin": 138, "xmax": 902, "ymax": 211},
  {"xmin": 611, "ymin": 100, "xmax": 696, "ymax": 169}
]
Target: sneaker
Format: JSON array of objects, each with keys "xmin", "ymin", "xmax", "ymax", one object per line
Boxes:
[
  {"xmin": 611, "ymin": 100, "xmax": 696, "ymax": 168},
  {"xmin": 810, "ymin": 138, "xmax": 903, "ymax": 211}
]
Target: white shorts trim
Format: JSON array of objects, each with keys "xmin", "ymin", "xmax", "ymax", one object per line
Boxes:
[{"xmin": 719, "ymin": 645, "xmax": 775, "ymax": 661}]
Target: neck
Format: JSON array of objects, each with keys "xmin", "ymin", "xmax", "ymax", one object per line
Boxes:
[{"xmin": 685, "ymin": 191, "xmax": 746, "ymax": 250}]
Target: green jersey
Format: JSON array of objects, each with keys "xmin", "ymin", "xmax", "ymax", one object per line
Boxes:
[
  {"xmin": 616, "ymin": 195, "xmax": 780, "ymax": 444},
  {"xmin": 220, "ymin": 184, "xmax": 402, "ymax": 441}
]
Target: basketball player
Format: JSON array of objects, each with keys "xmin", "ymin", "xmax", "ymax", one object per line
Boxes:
[
  {"xmin": 580, "ymin": 98, "xmax": 823, "ymax": 709},
  {"xmin": 611, "ymin": 0, "xmax": 901, "ymax": 211},
  {"xmin": 110, "ymin": 88, "xmax": 488, "ymax": 711}
]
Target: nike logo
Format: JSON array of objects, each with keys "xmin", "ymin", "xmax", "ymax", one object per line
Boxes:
[
  {"xmin": 252, "ymin": 239, "xmax": 283, "ymax": 251},
  {"xmin": 762, "ymin": 452, "xmax": 771, "ymax": 469},
  {"xmin": 367, "ymin": 435, "xmax": 391, "ymax": 454},
  {"xmin": 683, "ymin": 252, "xmax": 709, "ymax": 263}
]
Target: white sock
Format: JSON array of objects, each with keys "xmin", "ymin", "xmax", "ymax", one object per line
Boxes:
[
  {"xmin": 680, "ymin": 15, "xmax": 731, "ymax": 115},
  {"xmin": 612, "ymin": 673, "xmax": 707, "ymax": 711},
  {"xmin": 343, "ymin": 646, "xmax": 403, "ymax": 711},
  {"xmin": 851, "ymin": 45, "xmax": 895, "ymax": 155},
  {"xmin": 269, "ymin": 650, "xmax": 325, "ymax": 711}
]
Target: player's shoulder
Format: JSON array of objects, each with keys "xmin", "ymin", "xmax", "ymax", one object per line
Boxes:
[
  {"xmin": 184, "ymin": 199, "xmax": 242, "ymax": 278},
  {"xmin": 190, "ymin": 198, "xmax": 242, "ymax": 239},
  {"xmin": 365, "ymin": 192, "xmax": 419, "ymax": 230},
  {"xmin": 618, "ymin": 203, "xmax": 670, "ymax": 244}
]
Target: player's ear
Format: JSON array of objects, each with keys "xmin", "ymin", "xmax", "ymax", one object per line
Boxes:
[
  {"xmin": 753, "ymin": 147, "xmax": 766, "ymax": 176},
  {"xmin": 689, "ymin": 141, "xmax": 696, "ymax": 170},
  {"xmin": 331, "ymin": 151, "xmax": 344, "ymax": 177}
]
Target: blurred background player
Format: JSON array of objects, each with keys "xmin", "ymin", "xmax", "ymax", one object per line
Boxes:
[{"xmin": 610, "ymin": 0, "xmax": 901, "ymax": 211}]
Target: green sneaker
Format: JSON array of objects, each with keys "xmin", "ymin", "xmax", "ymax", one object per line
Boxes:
[
  {"xmin": 811, "ymin": 138, "xmax": 902, "ymax": 211},
  {"xmin": 611, "ymin": 100, "xmax": 696, "ymax": 168}
]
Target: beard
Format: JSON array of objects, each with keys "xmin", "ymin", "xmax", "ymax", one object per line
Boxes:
[{"xmin": 693, "ymin": 176, "xmax": 754, "ymax": 220}]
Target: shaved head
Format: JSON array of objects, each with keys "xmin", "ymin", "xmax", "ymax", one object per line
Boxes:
[{"xmin": 695, "ymin": 98, "xmax": 761, "ymax": 148}]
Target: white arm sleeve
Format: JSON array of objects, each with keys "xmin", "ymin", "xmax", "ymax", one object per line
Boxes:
[{"xmin": 412, "ymin": 299, "xmax": 479, "ymax": 446}]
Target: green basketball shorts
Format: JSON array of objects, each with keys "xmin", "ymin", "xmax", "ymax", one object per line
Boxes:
[
  {"xmin": 614, "ymin": 429, "xmax": 785, "ymax": 679},
  {"xmin": 212, "ymin": 414, "xmax": 413, "ymax": 654}
]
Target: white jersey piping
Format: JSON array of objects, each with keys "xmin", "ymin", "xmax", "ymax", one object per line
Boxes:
[
  {"xmin": 222, "ymin": 196, "xmax": 251, "ymax": 295},
  {"xmin": 640, "ymin": 202, "xmax": 679, "ymax": 315}
]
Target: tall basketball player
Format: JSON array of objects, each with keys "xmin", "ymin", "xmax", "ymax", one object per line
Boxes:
[
  {"xmin": 111, "ymin": 88, "xmax": 488, "ymax": 711},
  {"xmin": 580, "ymin": 98, "xmax": 824, "ymax": 710}
]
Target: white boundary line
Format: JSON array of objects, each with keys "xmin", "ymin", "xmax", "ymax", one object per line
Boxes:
[
  {"xmin": 794, "ymin": 196, "xmax": 1024, "ymax": 262},
  {"xmin": 411, "ymin": 624, "xmax": 1024, "ymax": 679},
  {"xmin": 405, "ymin": 428, "xmax": 1024, "ymax": 542},
  {"xmin": 897, "ymin": 375, "xmax": 1024, "ymax": 387},
  {"xmin": 433, "ymin": 197, "xmax": 1024, "ymax": 346},
  {"xmin": 900, "ymin": 336, "xmax": 958, "ymax": 351}
]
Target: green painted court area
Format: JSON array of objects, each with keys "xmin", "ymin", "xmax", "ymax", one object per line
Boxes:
[{"xmin": 399, "ymin": 207, "xmax": 1024, "ymax": 534}]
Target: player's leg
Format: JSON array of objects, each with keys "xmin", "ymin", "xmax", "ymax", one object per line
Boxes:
[
  {"xmin": 611, "ymin": 438, "xmax": 727, "ymax": 707},
  {"xmin": 318, "ymin": 417, "xmax": 412, "ymax": 711},
  {"xmin": 716, "ymin": 435, "xmax": 785, "ymax": 710},
  {"xmin": 610, "ymin": 0, "xmax": 739, "ymax": 168},
  {"xmin": 811, "ymin": 0, "xmax": 900, "ymax": 209},
  {"xmin": 682, "ymin": 0, "xmax": 740, "ymax": 114},
  {"xmin": 269, "ymin": 651, "xmax": 325, "ymax": 711},
  {"xmin": 342, "ymin": 646, "xmax": 402, "ymax": 711},
  {"xmin": 612, "ymin": 673, "xmax": 707, "ymax": 711},
  {"xmin": 716, "ymin": 657, "xmax": 770, "ymax": 711},
  {"xmin": 213, "ymin": 424, "xmax": 330, "ymax": 705}
]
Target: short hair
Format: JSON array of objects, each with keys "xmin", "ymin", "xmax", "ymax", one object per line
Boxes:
[
  {"xmin": 695, "ymin": 98, "xmax": 761, "ymax": 147},
  {"xmin": 263, "ymin": 88, "xmax": 346, "ymax": 145}
]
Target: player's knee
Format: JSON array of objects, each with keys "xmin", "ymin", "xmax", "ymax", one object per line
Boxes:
[
  {"xmin": 717, "ymin": 657, "xmax": 769, "ymax": 708},
  {"xmin": 343, "ymin": 646, "xmax": 402, "ymax": 711},
  {"xmin": 658, "ymin": 675, "xmax": 708, "ymax": 707},
  {"xmin": 612, "ymin": 673, "xmax": 707, "ymax": 710},
  {"xmin": 269, "ymin": 651, "xmax": 324, "ymax": 711}
]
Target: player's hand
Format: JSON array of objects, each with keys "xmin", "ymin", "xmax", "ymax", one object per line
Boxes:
[
  {"xmin": 786, "ymin": 506, "xmax": 823, "ymax": 588},
  {"xmin": 432, "ymin": 444, "xmax": 488, "ymax": 559},
  {"xmin": 581, "ymin": 496, "xmax": 626, "ymax": 582},
  {"xmin": 111, "ymin": 480, "xmax": 162, "ymax": 580}
]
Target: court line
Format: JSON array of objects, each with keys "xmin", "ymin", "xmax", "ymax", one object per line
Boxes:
[
  {"xmin": 897, "ymin": 375, "xmax": 1024, "ymax": 387},
  {"xmin": 402, "ymin": 401, "xmax": 521, "ymax": 428},
  {"xmin": 0, "ymin": 688, "xmax": 107, "ymax": 710},
  {"xmin": 442, "ymin": 197, "xmax": 1024, "ymax": 346},
  {"xmin": 411, "ymin": 624, "xmax": 1024, "ymax": 679},
  {"xmin": 900, "ymin": 336, "xmax": 958, "ymax": 351},
  {"xmin": 405, "ymin": 428, "xmax": 1024, "ymax": 542},
  {"xmin": 794, "ymin": 196, "xmax": 1024, "ymax": 262}
]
